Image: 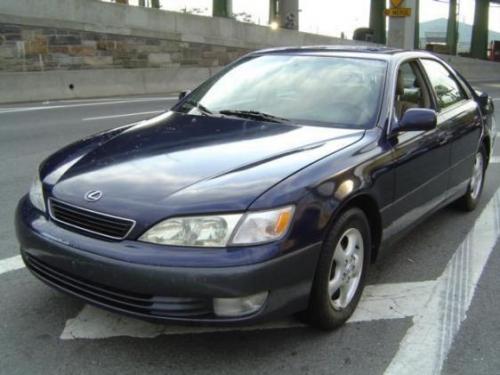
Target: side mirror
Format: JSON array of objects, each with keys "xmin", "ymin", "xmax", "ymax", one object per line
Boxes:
[
  {"xmin": 394, "ymin": 108, "xmax": 437, "ymax": 133},
  {"xmin": 178, "ymin": 90, "xmax": 190, "ymax": 101},
  {"xmin": 475, "ymin": 90, "xmax": 492, "ymax": 114}
]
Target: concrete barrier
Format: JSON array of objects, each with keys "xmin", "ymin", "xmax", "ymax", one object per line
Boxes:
[
  {"xmin": 438, "ymin": 55, "xmax": 500, "ymax": 83},
  {"xmin": 1, "ymin": 53, "xmax": 497, "ymax": 104},
  {"xmin": 0, "ymin": 67, "xmax": 216, "ymax": 103}
]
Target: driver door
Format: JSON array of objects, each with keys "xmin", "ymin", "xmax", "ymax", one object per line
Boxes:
[{"xmin": 384, "ymin": 60, "xmax": 451, "ymax": 238}]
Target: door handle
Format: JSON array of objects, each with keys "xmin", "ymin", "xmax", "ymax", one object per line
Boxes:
[{"xmin": 438, "ymin": 135, "xmax": 447, "ymax": 145}]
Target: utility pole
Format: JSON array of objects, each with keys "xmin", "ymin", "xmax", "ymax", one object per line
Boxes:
[{"xmin": 446, "ymin": 0, "xmax": 458, "ymax": 55}]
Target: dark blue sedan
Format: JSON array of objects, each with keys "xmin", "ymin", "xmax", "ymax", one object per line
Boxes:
[{"xmin": 16, "ymin": 47, "xmax": 496, "ymax": 330}]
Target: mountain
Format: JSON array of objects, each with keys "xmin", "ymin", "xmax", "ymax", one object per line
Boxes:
[{"xmin": 419, "ymin": 18, "xmax": 500, "ymax": 52}]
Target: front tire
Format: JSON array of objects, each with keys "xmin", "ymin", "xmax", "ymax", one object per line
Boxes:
[
  {"xmin": 305, "ymin": 208, "xmax": 370, "ymax": 330},
  {"xmin": 456, "ymin": 145, "xmax": 486, "ymax": 211}
]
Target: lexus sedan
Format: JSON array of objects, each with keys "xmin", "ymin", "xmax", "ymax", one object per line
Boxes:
[{"xmin": 16, "ymin": 47, "xmax": 496, "ymax": 330}]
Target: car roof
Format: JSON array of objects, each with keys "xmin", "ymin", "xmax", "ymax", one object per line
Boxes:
[{"xmin": 251, "ymin": 45, "xmax": 437, "ymax": 61}]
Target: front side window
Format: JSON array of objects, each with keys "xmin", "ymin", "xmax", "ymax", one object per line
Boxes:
[
  {"xmin": 394, "ymin": 61, "xmax": 430, "ymax": 120},
  {"xmin": 177, "ymin": 55, "xmax": 388, "ymax": 129},
  {"xmin": 421, "ymin": 59, "xmax": 466, "ymax": 110}
]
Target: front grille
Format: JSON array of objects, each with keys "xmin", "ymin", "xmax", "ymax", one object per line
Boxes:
[
  {"xmin": 25, "ymin": 254, "xmax": 213, "ymax": 318},
  {"xmin": 48, "ymin": 198, "xmax": 135, "ymax": 240}
]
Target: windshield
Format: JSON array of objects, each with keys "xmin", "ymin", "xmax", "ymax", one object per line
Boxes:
[{"xmin": 176, "ymin": 54, "xmax": 387, "ymax": 129}]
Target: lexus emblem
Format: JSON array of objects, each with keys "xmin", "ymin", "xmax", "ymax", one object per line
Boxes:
[{"xmin": 84, "ymin": 190, "xmax": 103, "ymax": 202}]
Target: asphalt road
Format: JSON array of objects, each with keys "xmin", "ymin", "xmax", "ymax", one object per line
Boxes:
[{"xmin": 1, "ymin": 84, "xmax": 499, "ymax": 375}]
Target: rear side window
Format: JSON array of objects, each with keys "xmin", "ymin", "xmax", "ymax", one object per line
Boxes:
[{"xmin": 421, "ymin": 59, "xmax": 466, "ymax": 110}]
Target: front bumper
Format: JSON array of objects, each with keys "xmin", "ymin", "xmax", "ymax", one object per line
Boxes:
[{"xmin": 16, "ymin": 196, "xmax": 322, "ymax": 325}]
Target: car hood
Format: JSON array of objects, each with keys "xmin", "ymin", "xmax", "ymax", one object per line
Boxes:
[{"xmin": 44, "ymin": 111, "xmax": 364, "ymax": 229}]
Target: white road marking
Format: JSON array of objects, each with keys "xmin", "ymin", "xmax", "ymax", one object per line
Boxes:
[
  {"xmin": 0, "ymin": 97, "xmax": 177, "ymax": 114},
  {"xmin": 42, "ymin": 96, "xmax": 177, "ymax": 105},
  {"xmin": 491, "ymin": 156, "xmax": 500, "ymax": 164},
  {"xmin": 82, "ymin": 111, "xmax": 163, "ymax": 121},
  {"xmin": 0, "ymin": 255, "xmax": 25, "ymax": 275},
  {"xmin": 384, "ymin": 189, "xmax": 500, "ymax": 375},
  {"xmin": 60, "ymin": 280, "xmax": 435, "ymax": 339}
]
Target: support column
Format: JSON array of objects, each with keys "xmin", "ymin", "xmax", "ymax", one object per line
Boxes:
[
  {"xmin": 470, "ymin": 0, "xmax": 489, "ymax": 59},
  {"xmin": 370, "ymin": 0, "xmax": 387, "ymax": 44},
  {"xmin": 414, "ymin": 0, "xmax": 420, "ymax": 48},
  {"xmin": 279, "ymin": 0, "xmax": 299, "ymax": 30},
  {"xmin": 268, "ymin": 0, "xmax": 299, "ymax": 30},
  {"xmin": 269, "ymin": 0, "xmax": 278, "ymax": 24},
  {"xmin": 446, "ymin": 0, "xmax": 458, "ymax": 55},
  {"xmin": 387, "ymin": 0, "xmax": 417, "ymax": 49},
  {"xmin": 213, "ymin": 0, "xmax": 232, "ymax": 18}
]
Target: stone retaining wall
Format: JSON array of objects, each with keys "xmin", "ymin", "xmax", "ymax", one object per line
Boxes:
[{"xmin": 0, "ymin": 23, "xmax": 249, "ymax": 72}]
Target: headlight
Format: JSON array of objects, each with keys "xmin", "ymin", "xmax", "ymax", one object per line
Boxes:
[
  {"xmin": 139, "ymin": 206, "xmax": 294, "ymax": 247},
  {"xmin": 29, "ymin": 173, "xmax": 46, "ymax": 212},
  {"xmin": 139, "ymin": 214, "xmax": 242, "ymax": 247},
  {"xmin": 230, "ymin": 206, "xmax": 294, "ymax": 245}
]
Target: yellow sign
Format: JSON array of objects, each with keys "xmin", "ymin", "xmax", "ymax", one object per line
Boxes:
[
  {"xmin": 384, "ymin": 7, "xmax": 412, "ymax": 17},
  {"xmin": 390, "ymin": 0, "xmax": 404, "ymax": 7}
]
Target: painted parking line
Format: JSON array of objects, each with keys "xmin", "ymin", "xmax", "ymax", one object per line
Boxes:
[
  {"xmin": 82, "ymin": 110, "xmax": 164, "ymax": 121},
  {"xmin": 0, "ymin": 255, "xmax": 25, "ymax": 275},
  {"xmin": 385, "ymin": 188, "xmax": 500, "ymax": 375},
  {"xmin": 60, "ymin": 280, "xmax": 436, "ymax": 339}
]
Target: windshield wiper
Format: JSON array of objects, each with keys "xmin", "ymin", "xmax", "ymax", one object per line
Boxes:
[
  {"xmin": 217, "ymin": 110, "xmax": 290, "ymax": 124},
  {"xmin": 183, "ymin": 99, "xmax": 215, "ymax": 117}
]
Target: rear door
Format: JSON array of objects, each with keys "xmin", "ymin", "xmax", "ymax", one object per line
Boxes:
[{"xmin": 419, "ymin": 59, "xmax": 482, "ymax": 197}]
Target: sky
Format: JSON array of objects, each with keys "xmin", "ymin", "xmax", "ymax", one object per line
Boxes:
[{"xmin": 118, "ymin": 0, "xmax": 500, "ymax": 39}]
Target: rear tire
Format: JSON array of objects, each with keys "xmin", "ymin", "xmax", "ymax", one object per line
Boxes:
[
  {"xmin": 304, "ymin": 208, "xmax": 370, "ymax": 330},
  {"xmin": 456, "ymin": 145, "xmax": 486, "ymax": 212}
]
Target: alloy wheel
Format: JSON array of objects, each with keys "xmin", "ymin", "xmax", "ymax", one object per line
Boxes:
[
  {"xmin": 470, "ymin": 151, "xmax": 484, "ymax": 200},
  {"xmin": 328, "ymin": 228, "xmax": 364, "ymax": 310}
]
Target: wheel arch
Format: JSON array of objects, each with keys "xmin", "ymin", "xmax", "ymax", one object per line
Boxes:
[
  {"xmin": 334, "ymin": 193, "xmax": 383, "ymax": 263},
  {"xmin": 482, "ymin": 135, "xmax": 491, "ymax": 167}
]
